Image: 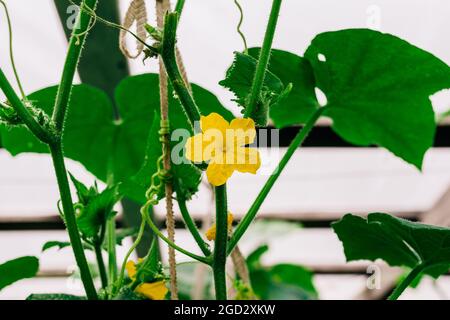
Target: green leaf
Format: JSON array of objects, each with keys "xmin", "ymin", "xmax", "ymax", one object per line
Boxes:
[
  {"xmin": 332, "ymin": 213, "xmax": 450, "ymax": 278},
  {"xmin": 42, "ymin": 240, "xmax": 93, "ymax": 252},
  {"xmin": 115, "ymin": 228, "xmax": 139, "ymax": 246},
  {"xmin": 113, "ymin": 287, "xmax": 146, "ymax": 300},
  {"xmin": 134, "ymin": 241, "xmax": 162, "ymax": 284},
  {"xmin": 69, "ymin": 173, "xmax": 98, "ymax": 205},
  {"xmin": 0, "ymin": 74, "xmax": 233, "ymax": 202},
  {"xmin": 26, "ymin": 293, "xmax": 85, "ymax": 300},
  {"xmin": 77, "ymin": 185, "xmax": 121, "ymax": 238},
  {"xmin": 0, "ymin": 256, "xmax": 39, "ymax": 291},
  {"xmin": 219, "ymin": 51, "xmax": 288, "ymax": 125},
  {"xmin": 247, "ymin": 48, "xmax": 319, "ymax": 127},
  {"xmin": 304, "ymin": 29, "xmax": 450, "ymax": 169},
  {"xmin": 42, "ymin": 241, "xmax": 71, "ymax": 252},
  {"xmin": 246, "ymin": 245, "xmax": 317, "ymax": 300},
  {"xmin": 246, "ymin": 244, "xmax": 269, "ymax": 269}
]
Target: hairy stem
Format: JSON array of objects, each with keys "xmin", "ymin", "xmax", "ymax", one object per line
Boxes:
[
  {"xmin": 388, "ymin": 264, "xmax": 426, "ymax": 300},
  {"xmin": 52, "ymin": 0, "xmax": 98, "ymax": 131},
  {"xmin": 0, "ymin": 68, "xmax": 53, "ymax": 143},
  {"xmin": 160, "ymin": 12, "xmax": 201, "ymax": 127},
  {"xmin": 244, "ymin": 0, "xmax": 283, "ymax": 119},
  {"xmin": 50, "ymin": 142, "xmax": 97, "ymax": 299},
  {"xmin": 213, "ymin": 184, "xmax": 228, "ymax": 300},
  {"xmin": 228, "ymin": 107, "xmax": 325, "ymax": 254}
]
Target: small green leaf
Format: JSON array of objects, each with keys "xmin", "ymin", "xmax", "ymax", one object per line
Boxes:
[
  {"xmin": 42, "ymin": 241, "xmax": 71, "ymax": 252},
  {"xmin": 113, "ymin": 287, "xmax": 146, "ymax": 300},
  {"xmin": 77, "ymin": 185, "xmax": 121, "ymax": 238},
  {"xmin": 27, "ymin": 293, "xmax": 85, "ymax": 300},
  {"xmin": 115, "ymin": 228, "xmax": 139, "ymax": 246},
  {"xmin": 304, "ymin": 29, "xmax": 450, "ymax": 169},
  {"xmin": 69, "ymin": 173, "xmax": 97, "ymax": 205},
  {"xmin": 219, "ymin": 51, "xmax": 286, "ymax": 125},
  {"xmin": 42, "ymin": 240, "xmax": 93, "ymax": 252},
  {"xmin": 134, "ymin": 241, "xmax": 162, "ymax": 284},
  {"xmin": 248, "ymin": 48, "xmax": 319, "ymax": 127},
  {"xmin": 332, "ymin": 213, "xmax": 450, "ymax": 278},
  {"xmin": 0, "ymin": 256, "xmax": 39, "ymax": 291}
]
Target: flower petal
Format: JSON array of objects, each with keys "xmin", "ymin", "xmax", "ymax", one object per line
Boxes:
[
  {"xmin": 234, "ymin": 147, "xmax": 261, "ymax": 174},
  {"xmin": 206, "ymin": 160, "xmax": 235, "ymax": 186},
  {"xmin": 185, "ymin": 133, "xmax": 214, "ymax": 163},
  {"xmin": 230, "ymin": 117, "xmax": 256, "ymax": 146},
  {"xmin": 201, "ymin": 113, "xmax": 229, "ymax": 134},
  {"xmin": 125, "ymin": 260, "xmax": 137, "ymax": 280},
  {"xmin": 136, "ymin": 281, "xmax": 168, "ymax": 300}
]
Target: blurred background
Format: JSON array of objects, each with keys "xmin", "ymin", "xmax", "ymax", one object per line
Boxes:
[{"xmin": 0, "ymin": 0, "xmax": 449, "ymax": 299}]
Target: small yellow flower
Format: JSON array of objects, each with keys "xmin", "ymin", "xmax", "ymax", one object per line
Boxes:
[
  {"xmin": 185, "ymin": 113, "xmax": 261, "ymax": 186},
  {"xmin": 126, "ymin": 260, "xmax": 168, "ymax": 300},
  {"xmin": 205, "ymin": 212, "xmax": 234, "ymax": 241}
]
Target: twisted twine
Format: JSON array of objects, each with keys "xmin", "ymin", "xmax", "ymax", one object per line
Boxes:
[
  {"xmin": 156, "ymin": 0, "xmax": 178, "ymax": 300},
  {"xmin": 119, "ymin": 0, "xmax": 148, "ymax": 59}
]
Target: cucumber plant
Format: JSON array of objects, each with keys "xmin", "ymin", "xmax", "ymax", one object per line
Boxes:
[{"xmin": 0, "ymin": 0, "xmax": 449, "ymax": 300}]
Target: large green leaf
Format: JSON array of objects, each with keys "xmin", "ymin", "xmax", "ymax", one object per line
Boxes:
[
  {"xmin": 332, "ymin": 213, "xmax": 450, "ymax": 278},
  {"xmin": 235, "ymin": 30, "xmax": 449, "ymax": 168},
  {"xmin": 0, "ymin": 74, "xmax": 233, "ymax": 201},
  {"xmin": 0, "ymin": 256, "xmax": 39, "ymax": 291},
  {"xmin": 247, "ymin": 48, "xmax": 319, "ymax": 127},
  {"xmin": 304, "ymin": 29, "xmax": 450, "ymax": 169}
]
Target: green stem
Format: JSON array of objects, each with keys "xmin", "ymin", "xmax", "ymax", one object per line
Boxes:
[
  {"xmin": 213, "ymin": 184, "xmax": 228, "ymax": 300},
  {"xmin": 0, "ymin": 68, "xmax": 53, "ymax": 143},
  {"xmin": 0, "ymin": 0, "xmax": 25, "ymax": 98},
  {"xmin": 115, "ymin": 219, "xmax": 146, "ymax": 295},
  {"xmin": 228, "ymin": 107, "xmax": 325, "ymax": 254},
  {"xmin": 244, "ymin": 0, "xmax": 283, "ymax": 119},
  {"xmin": 106, "ymin": 218, "xmax": 117, "ymax": 283},
  {"xmin": 94, "ymin": 222, "xmax": 108, "ymax": 289},
  {"xmin": 160, "ymin": 12, "xmax": 201, "ymax": 127},
  {"xmin": 142, "ymin": 207, "xmax": 211, "ymax": 264},
  {"xmin": 49, "ymin": 142, "xmax": 97, "ymax": 299},
  {"xmin": 94, "ymin": 242, "xmax": 108, "ymax": 289},
  {"xmin": 388, "ymin": 264, "xmax": 426, "ymax": 300},
  {"xmin": 174, "ymin": 0, "xmax": 185, "ymax": 15},
  {"xmin": 52, "ymin": 0, "xmax": 98, "ymax": 131},
  {"xmin": 177, "ymin": 194, "xmax": 211, "ymax": 257},
  {"xmin": 106, "ymin": 162, "xmax": 118, "ymax": 284}
]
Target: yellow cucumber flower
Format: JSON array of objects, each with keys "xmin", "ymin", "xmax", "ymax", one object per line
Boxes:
[
  {"xmin": 205, "ymin": 212, "xmax": 234, "ymax": 241},
  {"xmin": 126, "ymin": 260, "xmax": 168, "ymax": 300},
  {"xmin": 185, "ymin": 113, "xmax": 261, "ymax": 186}
]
